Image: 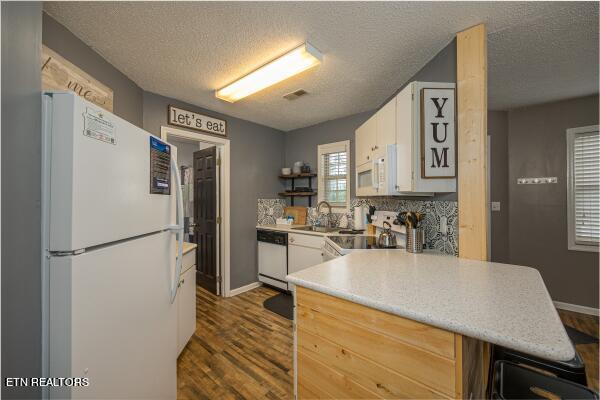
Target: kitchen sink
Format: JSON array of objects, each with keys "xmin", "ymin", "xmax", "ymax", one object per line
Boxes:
[{"xmin": 291, "ymin": 226, "xmax": 340, "ymax": 233}]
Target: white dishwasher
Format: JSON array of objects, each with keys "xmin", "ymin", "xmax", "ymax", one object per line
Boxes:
[{"xmin": 257, "ymin": 230, "xmax": 288, "ymax": 291}]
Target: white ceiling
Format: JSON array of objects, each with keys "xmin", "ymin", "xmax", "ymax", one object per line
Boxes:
[{"xmin": 44, "ymin": 2, "xmax": 598, "ymax": 131}]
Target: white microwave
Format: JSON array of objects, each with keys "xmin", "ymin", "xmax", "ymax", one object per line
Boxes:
[{"xmin": 356, "ymin": 144, "xmax": 399, "ymax": 196}]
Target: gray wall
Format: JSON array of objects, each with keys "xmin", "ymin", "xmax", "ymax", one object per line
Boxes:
[
  {"xmin": 169, "ymin": 138, "xmax": 199, "ymax": 169},
  {"xmin": 1, "ymin": 2, "xmax": 43, "ymax": 399},
  {"xmin": 284, "ymin": 39, "xmax": 457, "ymax": 204},
  {"xmin": 489, "ymin": 111, "xmax": 510, "ymax": 263},
  {"xmin": 507, "ymin": 95, "xmax": 599, "ymax": 308},
  {"xmin": 42, "ymin": 12, "xmax": 144, "ymax": 127},
  {"xmin": 381, "ymin": 38, "xmax": 457, "ymax": 110},
  {"xmin": 284, "ymin": 111, "xmax": 372, "ymax": 207},
  {"xmin": 143, "ymin": 92, "xmax": 285, "ymax": 289}
]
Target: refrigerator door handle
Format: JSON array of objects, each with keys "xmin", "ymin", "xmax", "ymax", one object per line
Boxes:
[{"xmin": 169, "ymin": 156, "xmax": 184, "ymax": 304}]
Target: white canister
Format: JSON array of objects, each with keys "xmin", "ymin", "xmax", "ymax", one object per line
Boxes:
[
  {"xmin": 293, "ymin": 161, "xmax": 304, "ymax": 174},
  {"xmin": 354, "ymin": 206, "xmax": 366, "ymax": 230}
]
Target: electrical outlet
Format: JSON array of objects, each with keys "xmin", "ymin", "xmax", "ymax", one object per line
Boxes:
[
  {"xmin": 491, "ymin": 202, "xmax": 501, "ymax": 211},
  {"xmin": 440, "ymin": 216, "xmax": 448, "ymax": 235}
]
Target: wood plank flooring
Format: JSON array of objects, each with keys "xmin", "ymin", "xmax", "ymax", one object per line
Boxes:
[
  {"xmin": 177, "ymin": 285, "xmax": 599, "ymax": 399},
  {"xmin": 558, "ymin": 309, "xmax": 599, "ymax": 391},
  {"xmin": 177, "ymin": 286, "xmax": 293, "ymax": 400}
]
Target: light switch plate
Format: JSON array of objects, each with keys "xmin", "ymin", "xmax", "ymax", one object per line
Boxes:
[
  {"xmin": 491, "ymin": 202, "xmax": 501, "ymax": 211},
  {"xmin": 440, "ymin": 216, "xmax": 448, "ymax": 235}
]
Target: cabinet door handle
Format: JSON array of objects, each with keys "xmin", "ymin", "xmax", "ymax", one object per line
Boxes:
[
  {"xmin": 374, "ymin": 145, "xmax": 378, "ymax": 150},
  {"xmin": 367, "ymin": 155, "xmax": 370, "ymax": 160},
  {"xmin": 289, "ymin": 237, "xmax": 295, "ymax": 243}
]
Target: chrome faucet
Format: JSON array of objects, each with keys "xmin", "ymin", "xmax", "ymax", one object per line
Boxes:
[{"xmin": 316, "ymin": 201, "xmax": 333, "ymax": 228}]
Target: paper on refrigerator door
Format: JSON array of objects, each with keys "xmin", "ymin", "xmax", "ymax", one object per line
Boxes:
[{"xmin": 83, "ymin": 107, "xmax": 116, "ymax": 145}]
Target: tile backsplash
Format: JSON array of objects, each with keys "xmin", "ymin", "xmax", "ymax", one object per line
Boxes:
[
  {"xmin": 257, "ymin": 198, "xmax": 458, "ymax": 255},
  {"xmin": 257, "ymin": 199, "xmax": 287, "ymax": 225}
]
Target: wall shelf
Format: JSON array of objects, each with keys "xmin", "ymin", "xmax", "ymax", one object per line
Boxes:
[
  {"xmin": 279, "ymin": 173, "xmax": 317, "ymax": 179},
  {"xmin": 278, "ymin": 173, "xmax": 317, "ymax": 206},
  {"xmin": 278, "ymin": 192, "xmax": 317, "ymax": 196}
]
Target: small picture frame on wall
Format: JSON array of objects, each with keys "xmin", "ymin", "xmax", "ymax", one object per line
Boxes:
[{"xmin": 420, "ymin": 87, "xmax": 456, "ymax": 179}]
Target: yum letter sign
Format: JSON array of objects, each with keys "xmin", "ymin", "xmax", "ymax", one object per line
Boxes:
[
  {"xmin": 168, "ymin": 105, "xmax": 227, "ymax": 137},
  {"xmin": 421, "ymin": 87, "xmax": 456, "ymax": 179}
]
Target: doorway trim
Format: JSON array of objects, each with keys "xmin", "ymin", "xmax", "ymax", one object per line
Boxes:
[{"xmin": 160, "ymin": 125, "xmax": 231, "ymax": 297}]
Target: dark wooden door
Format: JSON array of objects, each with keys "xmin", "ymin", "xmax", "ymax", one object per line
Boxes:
[{"xmin": 194, "ymin": 147, "xmax": 218, "ymax": 294}]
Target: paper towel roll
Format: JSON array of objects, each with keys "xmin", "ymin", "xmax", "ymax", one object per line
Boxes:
[{"xmin": 354, "ymin": 206, "xmax": 365, "ymax": 230}]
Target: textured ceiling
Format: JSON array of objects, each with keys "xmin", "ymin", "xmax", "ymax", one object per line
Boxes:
[
  {"xmin": 44, "ymin": 2, "xmax": 598, "ymax": 131},
  {"xmin": 488, "ymin": 2, "xmax": 598, "ymax": 111}
]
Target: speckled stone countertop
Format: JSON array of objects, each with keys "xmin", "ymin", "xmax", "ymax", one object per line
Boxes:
[
  {"xmin": 286, "ymin": 250, "xmax": 575, "ymax": 362},
  {"xmin": 256, "ymin": 224, "xmax": 360, "ymax": 237},
  {"xmin": 182, "ymin": 242, "xmax": 197, "ymax": 254}
]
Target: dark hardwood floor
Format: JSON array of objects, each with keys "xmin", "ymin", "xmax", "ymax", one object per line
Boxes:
[
  {"xmin": 177, "ymin": 286, "xmax": 293, "ymax": 400},
  {"xmin": 177, "ymin": 286, "xmax": 599, "ymax": 399},
  {"xmin": 558, "ymin": 309, "xmax": 599, "ymax": 391}
]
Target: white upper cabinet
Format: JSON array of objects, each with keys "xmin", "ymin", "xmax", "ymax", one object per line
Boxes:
[
  {"xmin": 355, "ymin": 96, "xmax": 398, "ymax": 196},
  {"xmin": 354, "ymin": 81, "xmax": 456, "ymax": 196},
  {"xmin": 355, "ymin": 114, "xmax": 376, "ymax": 166},
  {"xmin": 355, "ymin": 100, "xmax": 396, "ymax": 166},
  {"xmin": 396, "ymin": 82, "xmax": 456, "ymax": 194},
  {"xmin": 374, "ymin": 98, "xmax": 396, "ymax": 158}
]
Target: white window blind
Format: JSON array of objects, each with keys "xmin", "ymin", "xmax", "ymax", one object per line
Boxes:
[
  {"xmin": 567, "ymin": 126, "xmax": 600, "ymax": 251},
  {"xmin": 318, "ymin": 141, "xmax": 350, "ymax": 209}
]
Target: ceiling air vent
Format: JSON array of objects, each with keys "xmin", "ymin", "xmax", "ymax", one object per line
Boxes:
[{"xmin": 283, "ymin": 89, "xmax": 308, "ymax": 100}]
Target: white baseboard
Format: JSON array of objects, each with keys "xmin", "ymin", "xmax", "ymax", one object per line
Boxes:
[
  {"xmin": 228, "ymin": 281, "xmax": 262, "ymax": 297},
  {"xmin": 554, "ymin": 301, "xmax": 599, "ymax": 316}
]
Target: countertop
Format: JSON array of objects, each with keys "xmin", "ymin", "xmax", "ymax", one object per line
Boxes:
[
  {"xmin": 256, "ymin": 224, "xmax": 362, "ymax": 237},
  {"xmin": 182, "ymin": 242, "xmax": 197, "ymax": 254},
  {"xmin": 286, "ymin": 250, "xmax": 575, "ymax": 362}
]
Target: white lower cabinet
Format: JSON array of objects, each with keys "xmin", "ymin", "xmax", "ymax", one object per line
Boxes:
[
  {"xmin": 177, "ymin": 249, "xmax": 197, "ymax": 355},
  {"xmin": 288, "ymin": 233, "xmax": 325, "ymax": 274}
]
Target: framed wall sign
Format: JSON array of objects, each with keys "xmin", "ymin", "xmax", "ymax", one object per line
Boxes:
[
  {"xmin": 167, "ymin": 105, "xmax": 227, "ymax": 137},
  {"xmin": 420, "ymin": 87, "xmax": 456, "ymax": 179},
  {"xmin": 41, "ymin": 45, "xmax": 114, "ymax": 112}
]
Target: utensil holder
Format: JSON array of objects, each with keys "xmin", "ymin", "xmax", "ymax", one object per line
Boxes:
[{"xmin": 406, "ymin": 228, "xmax": 424, "ymax": 253}]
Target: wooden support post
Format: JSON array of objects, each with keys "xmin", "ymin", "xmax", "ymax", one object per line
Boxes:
[
  {"xmin": 457, "ymin": 24, "xmax": 491, "ymax": 394},
  {"xmin": 457, "ymin": 24, "xmax": 489, "ymax": 261}
]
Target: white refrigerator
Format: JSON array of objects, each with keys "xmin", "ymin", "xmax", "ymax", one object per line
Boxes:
[{"xmin": 42, "ymin": 92, "xmax": 184, "ymax": 399}]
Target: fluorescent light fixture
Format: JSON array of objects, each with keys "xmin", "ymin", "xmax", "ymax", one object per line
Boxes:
[{"xmin": 215, "ymin": 43, "xmax": 322, "ymax": 103}]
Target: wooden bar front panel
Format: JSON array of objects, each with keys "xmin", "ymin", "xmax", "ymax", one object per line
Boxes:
[{"xmin": 295, "ymin": 286, "xmax": 485, "ymax": 399}]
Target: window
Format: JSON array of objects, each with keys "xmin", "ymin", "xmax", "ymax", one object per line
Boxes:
[
  {"xmin": 318, "ymin": 140, "xmax": 351, "ymax": 211},
  {"xmin": 567, "ymin": 125, "xmax": 599, "ymax": 252}
]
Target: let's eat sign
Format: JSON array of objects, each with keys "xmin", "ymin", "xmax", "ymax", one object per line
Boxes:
[
  {"xmin": 421, "ymin": 87, "xmax": 456, "ymax": 179},
  {"xmin": 168, "ymin": 105, "xmax": 227, "ymax": 137}
]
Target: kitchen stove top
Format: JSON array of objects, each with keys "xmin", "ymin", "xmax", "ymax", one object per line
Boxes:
[{"xmin": 327, "ymin": 235, "xmax": 404, "ymax": 250}]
